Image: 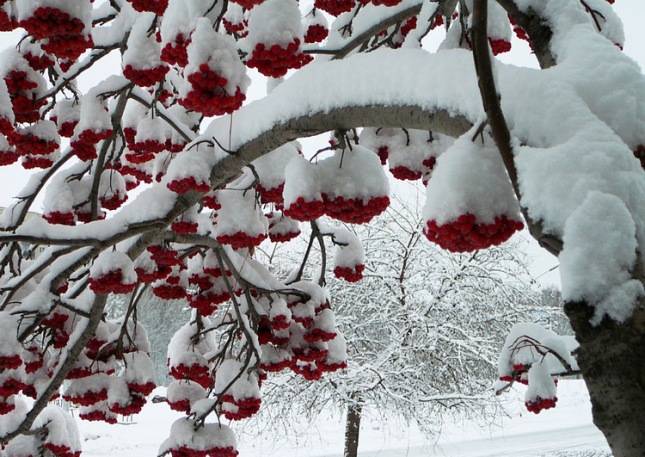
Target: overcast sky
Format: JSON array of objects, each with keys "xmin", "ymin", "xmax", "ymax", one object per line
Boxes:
[
  {"xmin": 0, "ymin": 1, "xmax": 643, "ymax": 285},
  {"xmin": 0, "ymin": 1, "xmax": 643, "ymax": 210}
]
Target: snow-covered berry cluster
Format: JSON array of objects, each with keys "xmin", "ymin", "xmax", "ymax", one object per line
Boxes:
[
  {"xmin": 245, "ymin": 0, "xmax": 313, "ymax": 77},
  {"xmin": 423, "ymin": 132, "xmax": 524, "ymax": 252},
  {"xmin": 213, "ymin": 184, "xmax": 268, "ymax": 250},
  {"xmin": 89, "ymin": 251, "xmax": 138, "ymax": 295},
  {"xmin": 283, "ymin": 146, "xmax": 390, "ymax": 224},
  {"xmin": 19, "ymin": 2, "xmax": 93, "ymax": 61},
  {"xmin": 122, "ymin": 13, "xmax": 169, "ymax": 88},
  {"xmin": 423, "ymin": 214, "xmax": 524, "ymax": 253},
  {"xmin": 497, "ymin": 324, "xmax": 578, "ymax": 415},
  {"xmin": 178, "ymin": 19, "xmax": 250, "ymax": 117}
]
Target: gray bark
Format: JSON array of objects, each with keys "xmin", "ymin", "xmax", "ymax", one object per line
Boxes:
[
  {"xmin": 564, "ymin": 300, "xmax": 645, "ymax": 457},
  {"xmin": 344, "ymin": 398, "xmax": 363, "ymax": 457},
  {"xmin": 478, "ymin": 3, "xmax": 645, "ymax": 456}
]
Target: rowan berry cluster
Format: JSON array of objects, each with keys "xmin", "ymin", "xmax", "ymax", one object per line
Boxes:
[
  {"xmin": 247, "ymin": 39, "xmax": 313, "ymax": 78},
  {"xmin": 315, "ymin": 0, "xmax": 356, "ymax": 16},
  {"xmin": 89, "ymin": 270, "xmax": 137, "ymax": 295},
  {"xmin": 424, "ymin": 214, "xmax": 524, "ymax": 253},
  {"xmin": 333, "ymin": 264, "xmax": 365, "ymax": 282},
  {"xmin": 180, "ymin": 64, "xmax": 246, "ymax": 116}
]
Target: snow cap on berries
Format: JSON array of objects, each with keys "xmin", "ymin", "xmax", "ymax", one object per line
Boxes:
[
  {"xmin": 0, "ymin": 312, "xmax": 26, "ymax": 370},
  {"xmin": 524, "ymin": 361, "xmax": 558, "ymax": 413},
  {"xmin": 246, "ymin": 0, "xmax": 303, "ymax": 49},
  {"xmin": 267, "ymin": 212, "xmax": 300, "ymax": 243},
  {"xmin": 50, "ymin": 99, "xmax": 80, "ymax": 137},
  {"xmin": 245, "ymin": 0, "xmax": 312, "ymax": 77},
  {"xmin": 283, "ymin": 154, "xmax": 324, "ymax": 220},
  {"xmin": 251, "ymin": 142, "xmax": 300, "ymax": 202},
  {"xmin": 34, "ymin": 405, "xmax": 82, "ymax": 457},
  {"xmin": 329, "ymin": 226, "xmax": 365, "ymax": 282},
  {"xmin": 178, "ymin": 17, "xmax": 250, "ymax": 116},
  {"xmin": 16, "ymin": 0, "xmax": 93, "ymax": 38},
  {"xmin": 99, "ymin": 169, "xmax": 128, "ymax": 210},
  {"xmin": 74, "ymin": 89, "xmax": 112, "ymax": 141},
  {"xmin": 318, "ymin": 145, "xmax": 390, "ymax": 223},
  {"xmin": 89, "ymin": 250, "xmax": 137, "ymax": 294},
  {"xmin": 166, "ymin": 379, "xmax": 207, "ymax": 413},
  {"xmin": 304, "ymin": 9, "xmax": 329, "ymax": 44},
  {"xmin": 165, "ymin": 147, "xmax": 214, "ymax": 194},
  {"xmin": 122, "ymin": 13, "xmax": 168, "ymax": 86},
  {"xmin": 213, "ymin": 184, "xmax": 269, "ymax": 249},
  {"xmin": 159, "ymin": 418, "xmax": 238, "ymax": 457},
  {"xmin": 423, "ymin": 131, "xmax": 523, "ymax": 251},
  {"xmin": 485, "ymin": 0, "xmax": 512, "ymax": 55},
  {"xmin": 214, "ymin": 359, "xmax": 261, "ymax": 400}
]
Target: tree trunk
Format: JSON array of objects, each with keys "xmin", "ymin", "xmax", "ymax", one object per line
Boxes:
[
  {"xmin": 344, "ymin": 398, "xmax": 363, "ymax": 457},
  {"xmin": 564, "ymin": 299, "xmax": 645, "ymax": 457}
]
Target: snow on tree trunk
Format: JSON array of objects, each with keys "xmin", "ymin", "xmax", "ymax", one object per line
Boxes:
[{"xmin": 565, "ymin": 300, "xmax": 645, "ymax": 457}]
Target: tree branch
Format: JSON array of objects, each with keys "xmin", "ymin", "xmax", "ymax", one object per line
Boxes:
[{"xmin": 472, "ymin": 0, "xmax": 562, "ymax": 256}]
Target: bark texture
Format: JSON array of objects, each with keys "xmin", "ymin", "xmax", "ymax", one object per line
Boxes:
[
  {"xmin": 344, "ymin": 400, "xmax": 363, "ymax": 457},
  {"xmin": 564, "ymin": 300, "xmax": 645, "ymax": 457},
  {"xmin": 476, "ymin": 2, "xmax": 645, "ymax": 456}
]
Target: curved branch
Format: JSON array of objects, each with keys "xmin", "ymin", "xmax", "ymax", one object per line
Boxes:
[
  {"xmin": 209, "ymin": 103, "xmax": 472, "ymax": 191},
  {"xmin": 316, "ymin": 0, "xmax": 459, "ymax": 60},
  {"xmin": 1, "ymin": 294, "xmax": 108, "ymax": 443},
  {"xmin": 472, "ymin": 0, "xmax": 562, "ymax": 256},
  {"xmin": 494, "ymin": 0, "xmax": 556, "ymax": 69}
]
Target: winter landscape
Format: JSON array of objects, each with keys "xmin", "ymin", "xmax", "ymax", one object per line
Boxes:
[
  {"xmin": 1, "ymin": 0, "xmax": 645, "ymax": 457},
  {"xmin": 76, "ymin": 380, "xmax": 610, "ymax": 457}
]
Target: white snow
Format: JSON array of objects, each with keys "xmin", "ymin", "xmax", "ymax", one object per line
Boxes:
[{"xmin": 45, "ymin": 379, "xmax": 611, "ymax": 457}]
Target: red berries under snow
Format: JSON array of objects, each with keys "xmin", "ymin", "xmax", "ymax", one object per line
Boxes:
[
  {"xmin": 525, "ymin": 396, "xmax": 557, "ymax": 413},
  {"xmin": 213, "ymin": 186, "xmax": 268, "ymax": 250},
  {"xmin": 498, "ymin": 324, "xmax": 571, "ymax": 415},
  {"xmin": 19, "ymin": 2, "xmax": 94, "ymax": 61},
  {"xmin": 424, "ymin": 214, "xmax": 524, "ymax": 253},
  {"xmin": 179, "ymin": 19, "xmax": 249, "ymax": 117},
  {"xmin": 246, "ymin": 0, "xmax": 313, "ymax": 78},
  {"xmin": 89, "ymin": 251, "xmax": 137, "ymax": 295},
  {"xmin": 20, "ymin": 6, "xmax": 86, "ymax": 40},
  {"xmin": 129, "ymin": 0, "xmax": 169, "ymax": 15},
  {"xmin": 283, "ymin": 146, "xmax": 390, "ymax": 224},
  {"xmin": 216, "ymin": 360, "xmax": 262, "ymax": 421},
  {"xmin": 122, "ymin": 13, "xmax": 169, "ymax": 88},
  {"xmin": 161, "ymin": 419, "xmax": 239, "ymax": 457},
  {"xmin": 247, "ymin": 39, "xmax": 313, "ymax": 78},
  {"xmin": 331, "ymin": 228, "xmax": 365, "ymax": 282},
  {"xmin": 423, "ymin": 133, "xmax": 523, "ymax": 252},
  {"xmin": 315, "ymin": 0, "xmax": 356, "ymax": 16},
  {"xmin": 489, "ymin": 38, "xmax": 512, "ymax": 55},
  {"xmin": 2, "ymin": 53, "xmax": 48, "ymax": 124},
  {"xmin": 334, "ymin": 264, "xmax": 365, "ymax": 282},
  {"xmin": 486, "ymin": 1, "xmax": 513, "ymax": 55}
]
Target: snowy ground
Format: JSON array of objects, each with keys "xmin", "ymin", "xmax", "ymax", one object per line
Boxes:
[{"xmin": 76, "ymin": 379, "xmax": 611, "ymax": 457}]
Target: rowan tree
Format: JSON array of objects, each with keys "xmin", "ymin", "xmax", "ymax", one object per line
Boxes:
[
  {"xmin": 0, "ymin": 1, "xmax": 644, "ymax": 457},
  {"xmin": 253, "ymin": 200, "xmax": 541, "ymax": 457}
]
